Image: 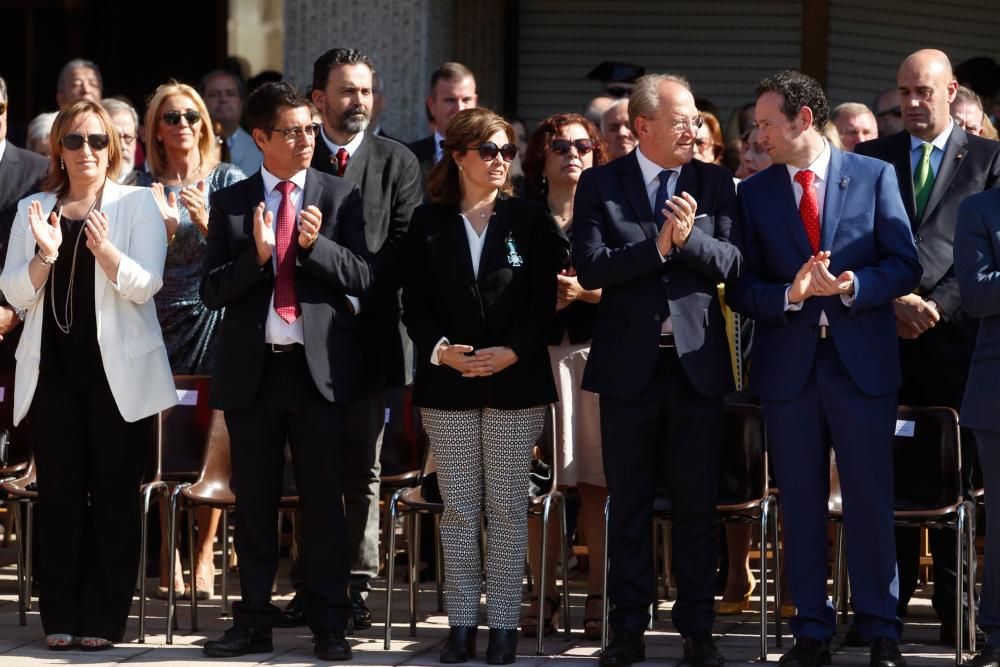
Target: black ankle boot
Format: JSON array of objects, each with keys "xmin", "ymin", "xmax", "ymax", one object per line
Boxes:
[
  {"xmin": 486, "ymin": 628, "xmax": 518, "ymax": 665},
  {"xmin": 440, "ymin": 626, "xmax": 477, "ymax": 664}
]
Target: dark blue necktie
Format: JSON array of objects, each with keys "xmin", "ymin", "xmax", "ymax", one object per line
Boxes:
[{"xmin": 654, "ymin": 169, "xmax": 674, "ymax": 228}]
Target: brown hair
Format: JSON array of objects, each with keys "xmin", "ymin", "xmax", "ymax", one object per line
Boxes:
[
  {"xmin": 522, "ymin": 113, "xmax": 609, "ymax": 200},
  {"xmin": 42, "ymin": 99, "xmax": 122, "ymax": 197},
  {"xmin": 143, "ymin": 81, "xmax": 219, "ymax": 180},
  {"xmin": 428, "ymin": 108, "xmax": 514, "ymax": 205},
  {"xmin": 700, "ymin": 111, "xmax": 724, "ymax": 164}
]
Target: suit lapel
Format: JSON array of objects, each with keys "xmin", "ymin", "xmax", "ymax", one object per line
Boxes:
[
  {"xmin": 674, "ymin": 162, "xmax": 697, "ymax": 208},
  {"xmin": 301, "ymin": 168, "xmax": 324, "ymax": 214},
  {"xmin": 619, "ymin": 153, "xmax": 656, "ymax": 238},
  {"xmin": 310, "ymin": 134, "xmax": 335, "ymax": 175},
  {"xmin": 448, "ymin": 207, "xmax": 476, "ymax": 284},
  {"xmin": 772, "ymin": 167, "xmax": 813, "ymax": 258},
  {"xmin": 821, "ymin": 147, "xmax": 849, "ymax": 251},
  {"xmin": 890, "ymin": 132, "xmax": 918, "ymax": 227},
  {"xmin": 920, "ymin": 125, "xmax": 967, "ymax": 227},
  {"xmin": 94, "ymin": 178, "xmax": 123, "ymax": 314},
  {"xmin": 345, "ymin": 133, "xmax": 371, "ymax": 178},
  {"xmin": 478, "ymin": 195, "xmax": 511, "ymax": 282}
]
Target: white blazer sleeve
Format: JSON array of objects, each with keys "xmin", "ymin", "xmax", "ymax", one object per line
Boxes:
[
  {"xmin": 111, "ymin": 188, "xmax": 167, "ymax": 304},
  {"xmin": 0, "ymin": 197, "xmax": 46, "ymax": 310}
]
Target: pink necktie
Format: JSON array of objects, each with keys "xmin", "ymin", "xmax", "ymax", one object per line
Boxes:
[
  {"xmin": 795, "ymin": 169, "xmax": 820, "ymax": 254},
  {"xmin": 274, "ymin": 181, "xmax": 300, "ymax": 323}
]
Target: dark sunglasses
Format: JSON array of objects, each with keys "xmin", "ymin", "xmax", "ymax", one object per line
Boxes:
[
  {"xmin": 469, "ymin": 142, "xmax": 517, "ymax": 162},
  {"xmin": 60, "ymin": 133, "xmax": 110, "ymax": 151},
  {"xmin": 550, "ymin": 138, "xmax": 594, "ymax": 156},
  {"xmin": 162, "ymin": 110, "xmax": 202, "ymax": 126},
  {"xmin": 876, "ymin": 106, "xmax": 902, "ymax": 119}
]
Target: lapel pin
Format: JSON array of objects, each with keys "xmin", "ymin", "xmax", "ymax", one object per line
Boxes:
[
  {"xmin": 840, "ymin": 178, "xmax": 848, "ymax": 189},
  {"xmin": 505, "ymin": 233, "xmax": 524, "ymax": 267}
]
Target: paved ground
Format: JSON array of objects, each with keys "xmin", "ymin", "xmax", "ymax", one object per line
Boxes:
[{"xmin": 0, "ymin": 541, "xmax": 965, "ymax": 666}]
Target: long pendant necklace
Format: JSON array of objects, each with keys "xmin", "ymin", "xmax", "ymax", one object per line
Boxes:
[{"xmin": 50, "ymin": 190, "xmax": 103, "ymax": 334}]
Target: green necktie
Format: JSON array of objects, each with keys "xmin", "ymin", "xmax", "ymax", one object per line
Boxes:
[{"xmin": 914, "ymin": 142, "xmax": 935, "ymax": 219}]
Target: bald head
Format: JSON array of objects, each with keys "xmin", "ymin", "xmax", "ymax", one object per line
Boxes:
[{"xmin": 898, "ymin": 49, "xmax": 958, "ymax": 141}]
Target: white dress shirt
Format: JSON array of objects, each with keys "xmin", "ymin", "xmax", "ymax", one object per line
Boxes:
[
  {"xmin": 320, "ymin": 127, "xmax": 365, "ymax": 164},
  {"xmin": 909, "ymin": 118, "xmax": 953, "ymax": 180},
  {"xmin": 227, "ymin": 126, "xmax": 263, "ymax": 176},
  {"xmin": 261, "ymin": 165, "xmax": 307, "ymax": 345},
  {"xmin": 433, "ymin": 129, "xmax": 446, "ymax": 164},
  {"xmin": 783, "ymin": 141, "xmax": 857, "ymax": 320},
  {"xmin": 0, "ymin": 139, "xmax": 7, "ymax": 165},
  {"xmin": 635, "ymin": 147, "xmax": 680, "ymax": 333}
]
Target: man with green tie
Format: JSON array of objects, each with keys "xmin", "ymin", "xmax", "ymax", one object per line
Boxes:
[{"xmin": 856, "ymin": 48, "xmax": 1000, "ymax": 648}]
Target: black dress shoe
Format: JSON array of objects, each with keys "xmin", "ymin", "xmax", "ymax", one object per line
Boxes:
[
  {"xmin": 963, "ymin": 644, "xmax": 1000, "ymax": 667},
  {"xmin": 273, "ymin": 592, "xmax": 307, "ymax": 628},
  {"xmin": 683, "ymin": 631, "xmax": 725, "ymax": 667},
  {"xmin": 313, "ymin": 628, "xmax": 352, "ymax": 661},
  {"xmin": 778, "ymin": 637, "xmax": 832, "ymax": 667},
  {"xmin": 440, "ymin": 626, "xmax": 477, "ymax": 664},
  {"xmin": 486, "ymin": 628, "xmax": 519, "ymax": 665},
  {"xmin": 352, "ymin": 595, "xmax": 373, "ymax": 631},
  {"xmin": 870, "ymin": 637, "xmax": 906, "ymax": 667},
  {"xmin": 203, "ymin": 625, "xmax": 273, "ymax": 658},
  {"xmin": 600, "ymin": 631, "xmax": 646, "ymax": 666}
]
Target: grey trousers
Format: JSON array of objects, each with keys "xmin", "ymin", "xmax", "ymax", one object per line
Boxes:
[
  {"xmin": 343, "ymin": 392, "xmax": 387, "ymax": 598},
  {"xmin": 421, "ymin": 406, "xmax": 546, "ymax": 629}
]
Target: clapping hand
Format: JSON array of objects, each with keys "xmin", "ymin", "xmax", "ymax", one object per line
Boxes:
[
  {"xmin": 28, "ymin": 200, "xmax": 61, "ymax": 258},
  {"xmin": 180, "ymin": 180, "xmax": 209, "ymax": 235},
  {"xmin": 150, "ymin": 183, "xmax": 180, "ymax": 240},
  {"xmin": 787, "ymin": 251, "xmax": 831, "ymax": 303},
  {"xmin": 809, "ymin": 258, "xmax": 855, "ymax": 297},
  {"xmin": 664, "ymin": 192, "xmax": 698, "ymax": 248},
  {"xmin": 298, "ymin": 205, "xmax": 322, "ymax": 249},
  {"xmin": 252, "ymin": 202, "xmax": 275, "ymax": 266}
]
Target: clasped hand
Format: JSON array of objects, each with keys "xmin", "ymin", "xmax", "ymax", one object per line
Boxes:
[
  {"xmin": 893, "ymin": 293, "xmax": 939, "ymax": 339},
  {"xmin": 656, "ymin": 192, "xmax": 698, "ymax": 256},
  {"xmin": 788, "ymin": 251, "xmax": 855, "ymax": 303},
  {"xmin": 439, "ymin": 344, "xmax": 518, "ymax": 377}
]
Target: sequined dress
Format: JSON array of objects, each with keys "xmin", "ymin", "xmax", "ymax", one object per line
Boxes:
[{"xmin": 137, "ymin": 162, "xmax": 246, "ymax": 374}]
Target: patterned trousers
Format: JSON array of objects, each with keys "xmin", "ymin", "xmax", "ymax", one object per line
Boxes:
[{"xmin": 421, "ymin": 406, "xmax": 546, "ymax": 628}]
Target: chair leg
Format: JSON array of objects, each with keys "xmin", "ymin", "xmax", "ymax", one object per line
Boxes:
[
  {"xmin": 166, "ymin": 485, "xmax": 185, "ymax": 644},
  {"xmin": 601, "ymin": 495, "xmax": 610, "ymax": 652},
  {"xmin": 384, "ymin": 490, "xmax": 403, "ymax": 650},
  {"xmin": 759, "ymin": 503, "xmax": 770, "ymax": 662},
  {"xmin": 559, "ymin": 495, "xmax": 571, "ymax": 641},
  {"xmin": 967, "ymin": 500, "xmax": 978, "ymax": 654},
  {"xmin": 434, "ymin": 512, "xmax": 444, "ymax": 613},
  {"xmin": 138, "ymin": 484, "xmax": 156, "ymax": 643},
  {"xmin": 24, "ymin": 502, "xmax": 33, "ymax": 613},
  {"xmin": 409, "ymin": 512, "xmax": 421, "ymax": 637},
  {"xmin": 14, "ymin": 501, "xmax": 26, "ymax": 626},
  {"xmin": 537, "ymin": 495, "xmax": 552, "ymax": 656},
  {"xmin": 221, "ymin": 509, "xmax": 231, "ymax": 617},
  {"xmin": 957, "ymin": 505, "xmax": 966, "ymax": 666},
  {"xmin": 188, "ymin": 503, "xmax": 198, "ymax": 632},
  {"xmin": 772, "ymin": 498, "xmax": 782, "ymax": 648}
]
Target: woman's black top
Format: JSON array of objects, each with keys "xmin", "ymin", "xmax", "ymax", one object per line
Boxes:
[
  {"xmin": 547, "ymin": 223, "xmax": 598, "ymax": 346},
  {"xmin": 39, "ymin": 216, "xmax": 101, "ymax": 380},
  {"xmin": 402, "ymin": 195, "xmax": 563, "ymax": 410}
]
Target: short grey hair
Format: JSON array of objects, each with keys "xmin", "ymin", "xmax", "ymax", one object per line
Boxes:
[
  {"xmin": 0, "ymin": 75, "xmax": 7, "ymax": 104},
  {"xmin": 954, "ymin": 85, "xmax": 984, "ymax": 112},
  {"xmin": 57, "ymin": 58, "xmax": 103, "ymax": 92},
  {"xmin": 830, "ymin": 102, "xmax": 874, "ymax": 123},
  {"xmin": 27, "ymin": 112, "xmax": 56, "ymax": 147},
  {"xmin": 600, "ymin": 98, "xmax": 629, "ymax": 134},
  {"xmin": 628, "ymin": 73, "xmax": 691, "ymax": 133},
  {"xmin": 100, "ymin": 97, "xmax": 139, "ymax": 130}
]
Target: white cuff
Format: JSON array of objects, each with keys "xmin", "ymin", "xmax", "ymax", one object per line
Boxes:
[
  {"xmin": 347, "ymin": 295, "xmax": 361, "ymax": 315},
  {"xmin": 784, "ymin": 285, "xmax": 803, "ymax": 311},
  {"xmin": 840, "ymin": 275, "xmax": 860, "ymax": 307},
  {"xmin": 430, "ymin": 337, "xmax": 450, "ymax": 365}
]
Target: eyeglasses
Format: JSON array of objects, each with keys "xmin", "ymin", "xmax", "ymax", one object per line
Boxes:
[
  {"xmin": 268, "ymin": 123, "xmax": 321, "ymax": 141},
  {"xmin": 670, "ymin": 116, "xmax": 704, "ymax": 133},
  {"xmin": 876, "ymin": 106, "xmax": 902, "ymax": 119},
  {"xmin": 162, "ymin": 110, "xmax": 202, "ymax": 126},
  {"xmin": 60, "ymin": 133, "xmax": 110, "ymax": 151},
  {"xmin": 550, "ymin": 138, "xmax": 594, "ymax": 156},
  {"xmin": 467, "ymin": 142, "xmax": 518, "ymax": 162},
  {"xmin": 118, "ymin": 133, "xmax": 136, "ymax": 146}
]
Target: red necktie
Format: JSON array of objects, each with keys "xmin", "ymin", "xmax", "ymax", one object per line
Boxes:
[
  {"xmin": 795, "ymin": 169, "xmax": 820, "ymax": 253},
  {"xmin": 335, "ymin": 147, "xmax": 349, "ymax": 177},
  {"xmin": 274, "ymin": 181, "xmax": 300, "ymax": 323}
]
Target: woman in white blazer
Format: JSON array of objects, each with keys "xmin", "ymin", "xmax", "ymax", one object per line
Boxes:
[{"xmin": 0, "ymin": 100, "xmax": 175, "ymax": 651}]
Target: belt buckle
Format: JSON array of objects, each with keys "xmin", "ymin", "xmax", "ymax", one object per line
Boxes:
[
  {"xmin": 658, "ymin": 334, "xmax": 675, "ymax": 348},
  {"xmin": 818, "ymin": 325, "xmax": 831, "ymax": 340},
  {"xmin": 270, "ymin": 343, "xmax": 289, "ymax": 353}
]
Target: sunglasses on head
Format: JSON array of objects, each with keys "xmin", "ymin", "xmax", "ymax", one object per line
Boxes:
[
  {"xmin": 162, "ymin": 110, "xmax": 202, "ymax": 126},
  {"xmin": 469, "ymin": 142, "xmax": 517, "ymax": 162},
  {"xmin": 60, "ymin": 133, "xmax": 110, "ymax": 151},
  {"xmin": 550, "ymin": 138, "xmax": 594, "ymax": 156}
]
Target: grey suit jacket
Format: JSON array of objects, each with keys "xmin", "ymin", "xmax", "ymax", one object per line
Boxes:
[
  {"xmin": 955, "ymin": 188, "xmax": 1000, "ymax": 432},
  {"xmin": 313, "ymin": 132, "xmax": 423, "ymax": 389}
]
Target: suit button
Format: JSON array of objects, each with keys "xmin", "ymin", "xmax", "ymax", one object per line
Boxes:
[
  {"xmin": 257, "ymin": 323, "xmax": 263, "ymax": 330},
  {"xmin": 914, "ymin": 235, "xmax": 922, "ymax": 244},
  {"xmin": 653, "ymin": 314, "xmax": 661, "ymax": 322}
]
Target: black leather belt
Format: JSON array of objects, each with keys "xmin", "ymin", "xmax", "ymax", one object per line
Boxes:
[
  {"xmin": 658, "ymin": 333, "xmax": 676, "ymax": 348},
  {"xmin": 817, "ymin": 325, "xmax": 832, "ymax": 340},
  {"xmin": 267, "ymin": 343, "xmax": 303, "ymax": 353}
]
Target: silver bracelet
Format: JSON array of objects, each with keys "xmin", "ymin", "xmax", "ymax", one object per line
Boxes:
[{"xmin": 37, "ymin": 250, "xmax": 58, "ymax": 266}]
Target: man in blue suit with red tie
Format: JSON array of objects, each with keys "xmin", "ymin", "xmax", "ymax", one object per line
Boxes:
[{"xmin": 729, "ymin": 71, "xmax": 922, "ymax": 667}]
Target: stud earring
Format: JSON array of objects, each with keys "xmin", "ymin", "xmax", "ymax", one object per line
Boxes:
[{"xmin": 60, "ymin": 158, "xmax": 65, "ymax": 171}]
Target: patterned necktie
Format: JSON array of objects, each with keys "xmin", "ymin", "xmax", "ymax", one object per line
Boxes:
[
  {"xmin": 913, "ymin": 142, "xmax": 935, "ymax": 219},
  {"xmin": 795, "ymin": 169, "xmax": 821, "ymax": 254},
  {"xmin": 654, "ymin": 169, "xmax": 674, "ymax": 227},
  {"xmin": 274, "ymin": 181, "xmax": 300, "ymax": 323},
  {"xmin": 335, "ymin": 147, "xmax": 349, "ymax": 177}
]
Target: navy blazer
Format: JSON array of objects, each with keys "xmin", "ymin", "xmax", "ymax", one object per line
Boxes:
[
  {"xmin": 201, "ymin": 168, "xmax": 373, "ymax": 409},
  {"xmin": 728, "ymin": 147, "xmax": 922, "ymax": 401},
  {"xmin": 402, "ymin": 195, "xmax": 561, "ymax": 410},
  {"xmin": 573, "ymin": 152, "xmax": 742, "ymax": 400},
  {"xmin": 955, "ymin": 188, "xmax": 1000, "ymax": 432}
]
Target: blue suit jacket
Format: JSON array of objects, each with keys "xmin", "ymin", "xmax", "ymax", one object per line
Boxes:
[
  {"xmin": 573, "ymin": 153, "xmax": 742, "ymax": 400},
  {"xmin": 728, "ymin": 147, "xmax": 921, "ymax": 401},
  {"xmin": 955, "ymin": 188, "xmax": 1000, "ymax": 432}
]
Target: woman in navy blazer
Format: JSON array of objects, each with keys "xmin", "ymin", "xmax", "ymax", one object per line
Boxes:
[{"xmin": 402, "ymin": 108, "xmax": 561, "ymax": 664}]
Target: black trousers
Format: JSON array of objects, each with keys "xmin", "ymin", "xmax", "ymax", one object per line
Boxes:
[
  {"xmin": 225, "ymin": 348, "xmax": 350, "ymax": 633},
  {"xmin": 897, "ymin": 320, "xmax": 977, "ymax": 624},
  {"xmin": 29, "ymin": 370, "xmax": 152, "ymax": 641},
  {"xmin": 600, "ymin": 346, "xmax": 723, "ymax": 636}
]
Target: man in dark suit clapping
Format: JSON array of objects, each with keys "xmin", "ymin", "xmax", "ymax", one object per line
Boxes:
[
  {"xmin": 573, "ymin": 73, "xmax": 741, "ymax": 667},
  {"xmin": 200, "ymin": 81, "xmax": 372, "ymax": 661}
]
